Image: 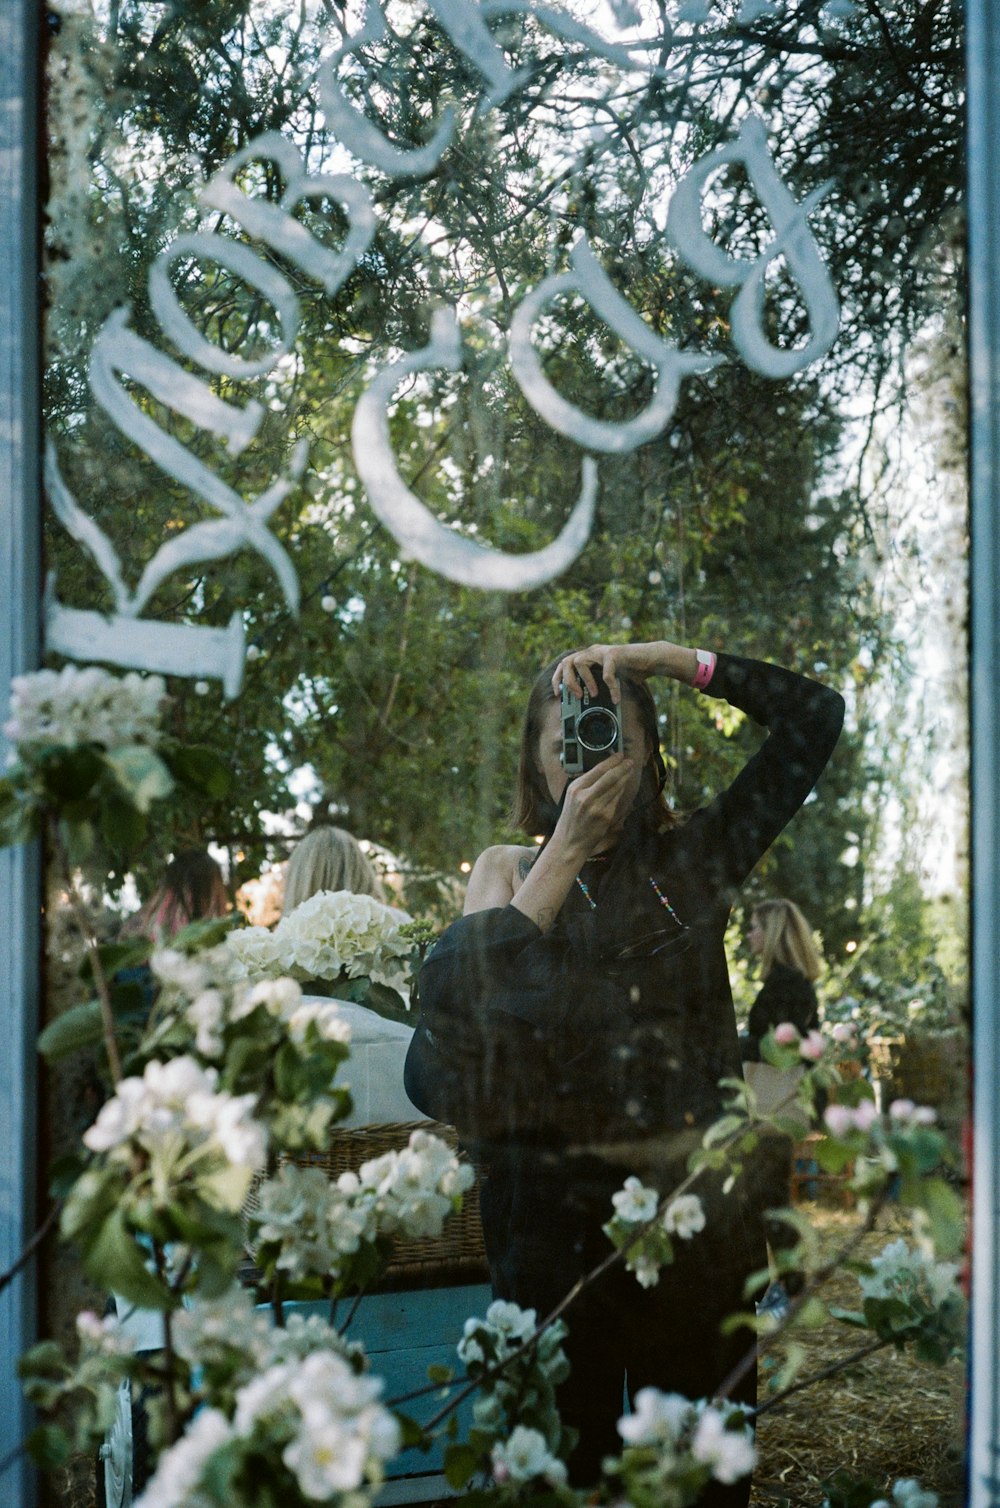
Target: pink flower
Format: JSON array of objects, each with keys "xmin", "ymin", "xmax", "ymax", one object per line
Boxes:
[
  {"xmin": 799, "ymin": 1030, "xmax": 826, "ymax": 1061},
  {"xmin": 774, "ymin": 1022, "xmax": 800, "ymax": 1046},
  {"xmin": 831, "ymin": 1023, "xmax": 857, "ymax": 1044},
  {"xmin": 889, "ymin": 1098, "xmax": 916, "ymax": 1120},
  {"xmin": 824, "ymin": 1105, "xmax": 854, "ymax": 1137},
  {"xmin": 853, "ymin": 1098, "xmax": 879, "ymax": 1131}
]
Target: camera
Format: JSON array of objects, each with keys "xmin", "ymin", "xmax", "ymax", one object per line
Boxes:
[{"xmin": 560, "ymin": 673, "xmax": 622, "ymax": 775}]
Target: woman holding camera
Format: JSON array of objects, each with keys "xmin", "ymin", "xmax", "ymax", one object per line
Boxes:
[{"xmin": 405, "ymin": 641, "xmax": 844, "ymax": 1499}]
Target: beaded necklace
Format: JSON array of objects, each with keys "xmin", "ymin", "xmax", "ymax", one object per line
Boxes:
[{"xmin": 574, "ymin": 869, "xmax": 683, "ymax": 926}]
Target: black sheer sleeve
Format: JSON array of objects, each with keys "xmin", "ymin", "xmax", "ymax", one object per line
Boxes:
[{"xmin": 693, "ymin": 655, "xmax": 845, "ymax": 889}]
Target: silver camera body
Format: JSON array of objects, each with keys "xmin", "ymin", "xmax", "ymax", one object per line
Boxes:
[{"xmin": 560, "ymin": 677, "xmax": 622, "ymax": 775}]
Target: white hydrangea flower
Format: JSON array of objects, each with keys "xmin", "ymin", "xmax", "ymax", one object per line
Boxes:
[
  {"xmin": 492, "ymin": 1425, "xmax": 567, "ymax": 1485},
  {"xmin": 226, "ymin": 926, "xmax": 287, "ymax": 980},
  {"xmin": 228, "ymin": 889, "xmax": 411, "ymax": 988},
  {"xmin": 4, "ymin": 666, "xmax": 166, "ymax": 751},
  {"xmin": 690, "ymin": 1404, "xmax": 757, "ymax": 1484},
  {"xmin": 612, "ymin": 1175, "xmax": 659, "ymax": 1223},
  {"xmin": 133, "ymin": 1406, "xmax": 231, "ymax": 1508},
  {"xmin": 662, "ymin": 1194, "xmax": 706, "ymax": 1240},
  {"xmin": 618, "ymin": 1388, "xmax": 691, "ymax": 1447}
]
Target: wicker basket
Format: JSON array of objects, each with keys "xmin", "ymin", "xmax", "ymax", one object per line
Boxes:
[{"xmin": 247, "ymin": 1121, "xmax": 489, "ymax": 1290}]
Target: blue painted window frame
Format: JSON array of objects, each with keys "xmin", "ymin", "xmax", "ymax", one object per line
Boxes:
[{"xmin": 0, "ymin": 4, "xmax": 41, "ymax": 1504}]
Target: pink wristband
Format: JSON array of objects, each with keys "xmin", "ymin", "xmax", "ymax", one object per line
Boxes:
[{"xmin": 692, "ymin": 649, "xmax": 716, "ymax": 691}]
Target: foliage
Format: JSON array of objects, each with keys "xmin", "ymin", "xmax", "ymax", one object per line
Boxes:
[{"xmin": 35, "ymin": 0, "xmax": 962, "ymax": 923}]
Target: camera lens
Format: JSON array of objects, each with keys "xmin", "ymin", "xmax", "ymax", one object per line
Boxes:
[{"xmin": 577, "ymin": 706, "xmax": 619, "ymax": 752}]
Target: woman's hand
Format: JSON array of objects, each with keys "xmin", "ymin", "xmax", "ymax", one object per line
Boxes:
[
  {"xmin": 551, "ymin": 751, "xmax": 636, "ymax": 858},
  {"xmin": 552, "ymin": 641, "xmax": 698, "ymax": 703},
  {"xmin": 509, "ymin": 754, "xmax": 635, "ymax": 931}
]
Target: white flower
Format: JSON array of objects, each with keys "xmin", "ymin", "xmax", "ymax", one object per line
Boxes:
[
  {"xmin": 83, "ymin": 1057, "xmax": 266, "ymax": 1209},
  {"xmin": 893, "ymin": 1480, "xmax": 939, "ymax": 1508},
  {"xmin": 491, "ymin": 1426, "xmax": 566, "ymax": 1485},
  {"xmin": 233, "ymin": 1351, "xmax": 400, "ymax": 1497},
  {"xmin": 173, "ymin": 1286, "xmax": 273, "ymax": 1374},
  {"xmin": 630, "ymin": 1255, "xmax": 662, "ymax": 1289},
  {"xmin": 151, "ymin": 949, "xmax": 211, "ymax": 999},
  {"xmin": 75, "ymin": 1309, "xmax": 135, "ymax": 1358},
  {"xmin": 133, "ymin": 1407, "xmax": 231, "ymax": 1508},
  {"xmin": 859, "ymin": 1238, "xmax": 959, "ymax": 1310},
  {"xmin": 228, "ymin": 889, "xmax": 411, "ymax": 988},
  {"xmin": 662, "ymin": 1194, "xmax": 706, "ymax": 1240},
  {"xmin": 286, "ymin": 999, "xmax": 352, "ymax": 1046},
  {"xmin": 5, "ymin": 666, "xmax": 166, "ymax": 751},
  {"xmin": 457, "ymin": 1330, "xmax": 485, "ymax": 1365},
  {"xmin": 485, "ymin": 1299, "xmax": 537, "ymax": 1342},
  {"xmin": 612, "ymin": 1175, "xmax": 659, "ymax": 1223},
  {"xmin": 187, "ymin": 989, "xmax": 226, "ymax": 1058},
  {"xmin": 239, "ymin": 977, "xmax": 303, "ymax": 1020},
  {"xmin": 618, "ymin": 1388, "xmax": 691, "ymax": 1447},
  {"xmin": 690, "ymin": 1405, "xmax": 757, "ymax": 1484}
]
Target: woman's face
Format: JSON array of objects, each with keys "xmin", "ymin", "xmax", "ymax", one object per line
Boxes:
[
  {"xmin": 748, "ymin": 913, "xmax": 765, "ymax": 956},
  {"xmin": 535, "ymin": 694, "xmax": 650, "ymax": 810}
]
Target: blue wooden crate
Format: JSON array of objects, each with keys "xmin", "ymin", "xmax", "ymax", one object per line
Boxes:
[{"xmin": 274, "ymin": 1283, "xmax": 493, "ymax": 1501}]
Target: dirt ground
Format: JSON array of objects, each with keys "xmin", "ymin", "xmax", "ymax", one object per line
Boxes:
[{"xmin": 749, "ymin": 1204, "xmax": 966, "ymax": 1507}]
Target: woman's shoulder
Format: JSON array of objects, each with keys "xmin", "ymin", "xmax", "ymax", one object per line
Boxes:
[{"xmin": 464, "ymin": 844, "xmax": 537, "ymax": 912}]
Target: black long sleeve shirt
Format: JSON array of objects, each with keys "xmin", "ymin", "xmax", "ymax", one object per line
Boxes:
[{"xmin": 405, "ymin": 655, "xmax": 844, "ymax": 1151}]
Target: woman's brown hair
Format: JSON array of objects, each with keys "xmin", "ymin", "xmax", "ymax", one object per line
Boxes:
[{"xmin": 508, "ymin": 657, "xmax": 677, "ymax": 837}]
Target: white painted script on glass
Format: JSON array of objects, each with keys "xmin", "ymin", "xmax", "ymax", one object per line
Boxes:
[{"xmin": 47, "ymin": 1, "xmax": 838, "ymax": 697}]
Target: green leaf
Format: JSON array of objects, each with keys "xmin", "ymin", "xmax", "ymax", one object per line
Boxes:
[
  {"xmin": 908, "ymin": 1175, "xmax": 966, "ymax": 1259},
  {"xmin": 81, "ymin": 1210, "xmax": 174, "ymax": 1310},
  {"xmin": 39, "ymin": 745, "xmax": 104, "ymax": 800},
  {"xmin": 60, "ymin": 815, "xmax": 95, "ymax": 864},
  {"xmin": 396, "ymin": 1413, "xmax": 430, "ymax": 1450},
  {"xmin": 60, "ymin": 1167, "xmax": 122, "ymax": 1242},
  {"xmin": 829, "ymin": 1306, "xmax": 867, "ymax": 1329},
  {"xmin": 82, "ymin": 938, "xmax": 153, "ymax": 983},
  {"xmin": 103, "ymin": 745, "xmax": 174, "ymax": 813},
  {"xmin": 427, "ymin": 1363, "xmax": 454, "ymax": 1385},
  {"xmin": 18, "ymin": 1340, "xmax": 69, "ymax": 1381},
  {"xmin": 100, "ymin": 795, "xmax": 147, "ymax": 853},
  {"xmin": 170, "ymin": 915, "xmax": 239, "ymax": 953},
  {"xmin": 37, "ymin": 1000, "xmax": 106, "ymax": 1061},
  {"xmin": 443, "ymin": 1442, "xmax": 482, "ymax": 1490},
  {"xmin": 167, "ymin": 744, "xmax": 233, "ymax": 799},
  {"xmin": 25, "ymin": 1423, "xmax": 71, "ymax": 1470}
]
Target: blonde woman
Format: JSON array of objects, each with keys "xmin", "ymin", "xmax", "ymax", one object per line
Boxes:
[
  {"xmin": 741, "ymin": 898, "xmax": 823, "ymax": 1317},
  {"xmin": 741, "ymin": 898, "xmax": 823, "ymax": 1063},
  {"xmin": 281, "ymin": 825, "xmax": 386, "ymax": 915}
]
